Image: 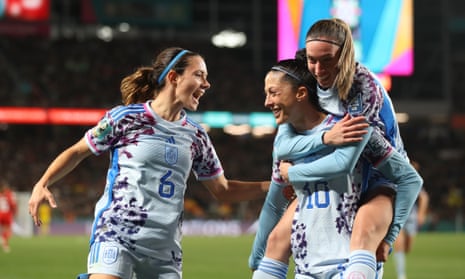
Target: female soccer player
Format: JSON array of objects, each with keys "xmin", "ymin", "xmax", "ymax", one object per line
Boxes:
[
  {"xmin": 250, "ymin": 39, "xmax": 422, "ymax": 278},
  {"xmin": 28, "ymin": 47, "xmax": 269, "ymax": 279}
]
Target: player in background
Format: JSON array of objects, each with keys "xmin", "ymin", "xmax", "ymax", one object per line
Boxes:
[
  {"xmin": 0, "ymin": 180, "xmax": 17, "ymax": 253},
  {"xmin": 393, "ymin": 161, "xmax": 429, "ymax": 279},
  {"xmin": 38, "ymin": 202, "xmax": 52, "ymax": 235},
  {"xmin": 28, "ymin": 47, "xmax": 269, "ymax": 279}
]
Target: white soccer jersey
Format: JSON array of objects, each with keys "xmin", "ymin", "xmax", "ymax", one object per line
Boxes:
[
  {"xmin": 271, "ymin": 115, "xmax": 363, "ymax": 276},
  {"xmin": 84, "ymin": 101, "xmax": 223, "ymax": 261},
  {"xmin": 290, "ymin": 172, "xmax": 363, "ymax": 276}
]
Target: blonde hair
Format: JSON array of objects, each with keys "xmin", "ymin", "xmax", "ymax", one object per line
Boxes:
[{"xmin": 306, "ymin": 18, "xmax": 356, "ymax": 101}]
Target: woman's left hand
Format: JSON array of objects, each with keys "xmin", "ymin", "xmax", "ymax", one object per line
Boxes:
[{"xmin": 279, "ymin": 161, "xmax": 293, "ymax": 183}]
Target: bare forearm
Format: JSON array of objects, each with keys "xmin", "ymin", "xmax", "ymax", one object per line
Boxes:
[
  {"xmin": 37, "ymin": 153, "xmax": 82, "ymax": 187},
  {"xmin": 204, "ymin": 178, "xmax": 269, "ymax": 202},
  {"xmin": 35, "ymin": 139, "xmax": 91, "ymax": 189},
  {"xmin": 29, "ymin": 138, "xmax": 91, "ymax": 226},
  {"xmin": 221, "ymin": 180, "xmax": 269, "ymax": 202}
]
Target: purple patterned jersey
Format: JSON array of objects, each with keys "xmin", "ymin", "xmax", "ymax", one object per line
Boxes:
[
  {"xmin": 84, "ymin": 101, "xmax": 223, "ymax": 261},
  {"xmin": 317, "ymin": 63, "xmax": 406, "ymax": 159},
  {"xmin": 346, "ymin": 63, "xmax": 406, "ymax": 157}
]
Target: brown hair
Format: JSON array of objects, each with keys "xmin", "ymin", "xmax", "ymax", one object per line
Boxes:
[
  {"xmin": 306, "ymin": 18, "xmax": 355, "ymax": 101},
  {"xmin": 120, "ymin": 47, "xmax": 199, "ymax": 105},
  {"xmin": 269, "ymin": 50, "xmax": 323, "ymax": 113}
]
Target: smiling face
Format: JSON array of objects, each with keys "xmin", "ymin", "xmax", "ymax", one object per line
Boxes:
[
  {"xmin": 305, "ymin": 38, "xmax": 341, "ymax": 89},
  {"xmin": 263, "ymin": 71, "xmax": 300, "ymax": 125},
  {"xmin": 175, "ymin": 55, "xmax": 210, "ymax": 111}
]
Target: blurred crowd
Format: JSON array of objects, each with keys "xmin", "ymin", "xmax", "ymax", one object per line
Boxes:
[
  {"xmin": 0, "ymin": 37, "xmax": 266, "ymax": 111},
  {"xmin": 0, "ymin": 37, "xmax": 464, "ymax": 230}
]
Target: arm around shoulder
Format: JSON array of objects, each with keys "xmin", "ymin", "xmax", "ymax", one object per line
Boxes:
[{"xmin": 286, "ymin": 126, "xmax": 373, "ymax": 184}]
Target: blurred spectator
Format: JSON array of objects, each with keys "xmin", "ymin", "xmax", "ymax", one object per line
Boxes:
[{"xmin": 38, "ymin": 203, "xmax": 52, "ymax": 235}]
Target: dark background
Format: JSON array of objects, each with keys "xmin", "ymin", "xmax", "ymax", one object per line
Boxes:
[{"xmin": 0, "ymin": 0, "xmax": 463, "ymax": 230}]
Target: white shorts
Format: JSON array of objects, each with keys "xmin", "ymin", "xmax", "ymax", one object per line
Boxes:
[{"xmin": 84, "ymin": 241, "xmax": 182, "ymax": 279}]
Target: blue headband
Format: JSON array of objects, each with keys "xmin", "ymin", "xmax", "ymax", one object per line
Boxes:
[{"xmin": 157, "ymin": 49, "xmax": 190, "ymax": 84}]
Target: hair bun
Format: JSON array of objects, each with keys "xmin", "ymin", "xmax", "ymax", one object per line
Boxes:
[{"xmin": 294, "ymin": 48, "xmax": 307, "ymax": 64}]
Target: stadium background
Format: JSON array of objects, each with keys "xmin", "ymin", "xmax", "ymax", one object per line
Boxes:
[{"xmin": 0, "ymin": 0, "xmax": 464, "ymax": 237}]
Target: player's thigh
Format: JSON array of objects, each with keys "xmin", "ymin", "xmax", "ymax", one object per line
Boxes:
[
  {"xmin": 87, "ymin": 241, "xmax": 134, "ymax": 279},
  {"xmin": 356, "ymin": 194, "xmax": 393, "ymax": 231},
  {"xmin": 351, "ymin": 194, "xmax": 393, "ymax": 251},
  {"xmin": 356, "ymin": 171, "xmax": 396, "ymax": 236},
  {"xmin": 137, "ymin": 260, "xmax": 181, "ymax": 279}
]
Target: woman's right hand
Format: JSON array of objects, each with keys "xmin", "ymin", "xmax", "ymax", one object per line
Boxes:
[
  {"xmin": 323, "ymin": 114, "xmax": 369, "ymax": 146},
  {"xmin": 28, "ymin": 184, "xmax": 57, "ymax": 226}
]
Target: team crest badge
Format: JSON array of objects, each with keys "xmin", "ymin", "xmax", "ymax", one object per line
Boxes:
[
  {"xmin": 102, "ymin": 246, "xmax": 119, "ymax": 265},
  {"xmin": 165, "ymin": 145, "xmax": 178, "ymax": 165},
  {"xmin": 347, "ymin": 93, "xmax": 363, "ymax": 116}
]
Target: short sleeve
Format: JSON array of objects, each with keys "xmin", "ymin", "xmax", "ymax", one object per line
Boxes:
[
  {"xmin": 85, "ymin": 110, "xmax": 121, "ymax": 155},
  {"xmin": 191, "ymin": 128, "xmax": 224, "ymax": 180}
]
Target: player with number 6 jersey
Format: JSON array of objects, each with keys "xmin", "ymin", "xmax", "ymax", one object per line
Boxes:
[
  {"xmin": 28, "ymin": 47, "xmax": 269, "ymax": 279},
  {"xmin": 86, "ymin": 102, "xmax": 224, "ymax": 259}
]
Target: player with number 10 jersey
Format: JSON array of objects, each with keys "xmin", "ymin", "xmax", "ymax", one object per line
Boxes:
[{"xmin": 271, "ymin": 115, "xmax": 367, "ymax": 277}]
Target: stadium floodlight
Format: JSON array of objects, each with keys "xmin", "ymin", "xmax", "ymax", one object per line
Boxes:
[
  {"xmin": 211, "ymin": 29, "xmax": 247, "ymax": 48},
  {"xmin": 96, "ymin": 25, "xmax": 113, "ymax": 42},
  {"xmin": 252, "ymin": 126, "xmax": 276, "ymax": 137},
  {"xmin": 223, "ymin": 124, "xmax": 252, "ymax": 136},
  {"xmin": 118, "ymin": 22, "xmax": 131, "ymax": 32}
]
